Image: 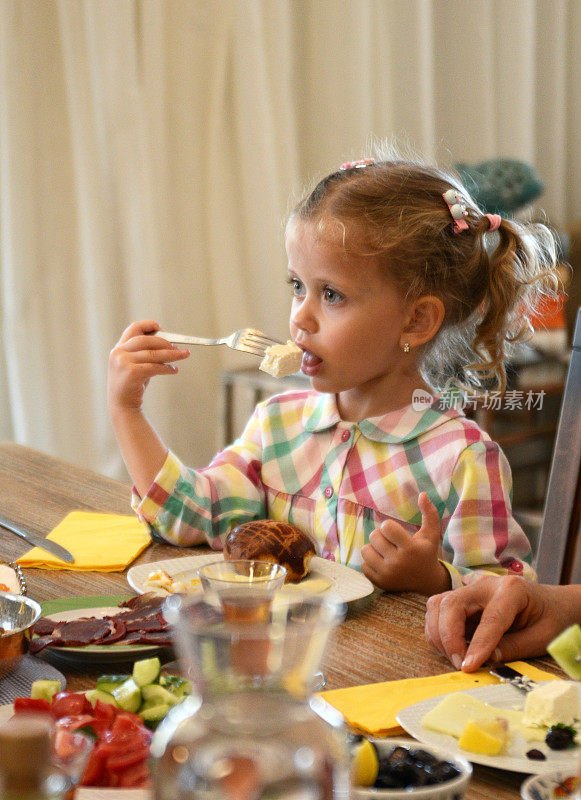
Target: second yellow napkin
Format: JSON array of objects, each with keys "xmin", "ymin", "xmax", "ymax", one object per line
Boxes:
[
  {"xmin": 319, "ymin": 661, "xmax": 561, "ymax": 736},
  {"xmin": 16, "ymin": 511, "xmax": 151, "ymax": 572}
]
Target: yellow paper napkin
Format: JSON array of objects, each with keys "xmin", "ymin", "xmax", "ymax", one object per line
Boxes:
[
  {"xmin": 16, "ymin": 511, "xmax": 151, "ymax": 572},
  {"xmin": 319, "ymin": 661, "xmax": 561, "ymax": 736}
]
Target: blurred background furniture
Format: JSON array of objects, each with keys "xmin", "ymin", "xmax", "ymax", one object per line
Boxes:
[
  {"xmin": 533, "ymin": 307, "xmax": 581, "ymax": 584},
  {"xmin": 219, "ymin": 368, "xmax": 308, "ymax": 447}
]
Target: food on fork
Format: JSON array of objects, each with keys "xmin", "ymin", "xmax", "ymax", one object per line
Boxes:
[
  {"xmin": 259, "ymin": 340, "xmax": 302, "ymax": 377},
  {"xmin": 224, "ymin": 520, "xmax": 316, "ymax": 583}
]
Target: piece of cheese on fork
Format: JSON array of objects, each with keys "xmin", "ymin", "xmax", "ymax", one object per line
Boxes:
[{"xmin": 259, "ymin": 341, "xmax": 303, "ymax": 378}]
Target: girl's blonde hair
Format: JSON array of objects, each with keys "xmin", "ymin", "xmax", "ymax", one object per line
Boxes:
[{"xmin": 291, "ymin": 150, "xmax": 560, "ymax": 393}]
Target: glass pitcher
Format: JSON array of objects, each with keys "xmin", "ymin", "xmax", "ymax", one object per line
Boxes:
[{"xmin": 151, "ymin": 591, "xmax": 350, "ymax": 800}]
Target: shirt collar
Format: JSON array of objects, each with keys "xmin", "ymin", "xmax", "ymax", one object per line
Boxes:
[{"xmin": 302, "ymin": 391, "xmax": 464, "ymax": 443}]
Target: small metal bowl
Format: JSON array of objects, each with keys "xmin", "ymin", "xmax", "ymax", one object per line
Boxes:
[{"xmin": 0, "ymin": 591, "xmax": 42, "ymax": 677}]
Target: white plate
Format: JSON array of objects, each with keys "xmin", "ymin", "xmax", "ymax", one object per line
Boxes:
[
  {"xmin": 127, "ymin": 554, "xmax": 374, "ymax": 605},
  {"xmin": 35, "ymin": 596, "xmax": 169, "ymax": 666},
  {"xmin": 521, "ymin": 770, "xmax": 579, "ymax": 800},
  {"xmin": 396, "ymin": 682, "xmax": 580, "ymax": 774},
  {"xmin": 0, "ymin": 704, "xmax": 153, "ymax": 799}
]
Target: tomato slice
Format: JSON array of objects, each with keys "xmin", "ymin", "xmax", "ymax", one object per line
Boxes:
[
  {"xmin": 55, "ymin": 714, "xmax": 95, "ymax": 731},
  {"xmin": 13, "ymin": 697, "xmax": 53, "ymax": 715},
  {"xmin": 117, "ymin": 761, "xmax": 151, "ymax": 788},
  {"xmin": 92, "ymin": 699, "xmax": 117, "ymax": 723},
  {"xmin": 52, "ymin": 691, "xmax": 91, "ymax": 718},
  {"xmin": 80, "ymin": 745, "xmax": 108, "ymax": 787},
  {"xmin": 106, "ymin": 744, "xmax": 149, "ymax": 772}
]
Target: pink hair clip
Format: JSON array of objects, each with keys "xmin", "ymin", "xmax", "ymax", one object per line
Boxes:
[
  {"xmin": 442, "ymin": 189, "xmax": 469, "ymax": 233},
  {"xmin": 485, "ymin": 213, "xmax": 501, "ymax": 231},
  {"xmin": 340, "ymin": 158, "xmax": 375, "ymax": 170}
]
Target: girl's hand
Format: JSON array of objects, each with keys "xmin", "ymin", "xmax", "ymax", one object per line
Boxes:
[
  {"xmin": 361, "ymin": 492, "xmax": 450, "ymax": 595},
  {"xmin": 107, "ymin": 320, "xmax": 190, "ymax": 413}
]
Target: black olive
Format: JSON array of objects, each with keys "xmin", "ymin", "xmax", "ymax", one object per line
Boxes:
[
  {"xmin": 413, "ymin": 749, "xmax": 438, "ymax": 767},
  {"xmin": 545, "ymin": 726, "xmax": 575, "ymax": 750},
  {"xmin": 373, "ymin": 747, "xmax": 461, "ymax": 789},
  {"xmin": 526, "ymin": 749, "xmax": 547, "ymax": 761}
]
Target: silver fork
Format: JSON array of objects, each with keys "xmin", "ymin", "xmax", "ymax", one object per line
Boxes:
[{"xmin": 152, "ymin": 328, "xmax": 282, "ymax": 357}]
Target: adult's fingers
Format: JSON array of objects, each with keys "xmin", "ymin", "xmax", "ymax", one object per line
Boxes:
[
  {"xmin": 425, "ymin": 592, "xmax": 470, "ymax": 668},
  {"xmin": 492, "ymin": 628, "xmax": 549, "ymax": 664},
  {"xmin": 460, "ymin": 589, "xmax": 529, "ymax": 671}
]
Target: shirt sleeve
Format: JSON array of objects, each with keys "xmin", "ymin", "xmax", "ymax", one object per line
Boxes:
[
  {"xmin": 131, "ymin": 407, "xmax": 266, "ymax": 546},
  {"xmin": 440, "ymin": 440, "xmax": 536, "ymax": 588}
]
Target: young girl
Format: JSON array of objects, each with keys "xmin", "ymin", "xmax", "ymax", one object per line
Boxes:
[{"xmin": 108, "ymin": 152, "xmax": 558, "ymax": 596}]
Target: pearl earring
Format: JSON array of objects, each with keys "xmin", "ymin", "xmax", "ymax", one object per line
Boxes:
[{"xmin": 403, "ymin": 342, "xmax": 410, "ymax": 353}]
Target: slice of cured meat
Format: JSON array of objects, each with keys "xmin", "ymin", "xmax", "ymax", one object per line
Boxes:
[
  {"xmin": 122, "ymin": 630, "xmax": 173, "ymax": 645},
  {"xmin": 29, "ymin": 617, "xmax": 114, "ymax": 653},
  {"xmin": 33, "ymin": 618, "xmax": 58, "ymax": 636},
  {"xmin": 29, "ymin": 594, "xmax": 174, "ymax": 652}
]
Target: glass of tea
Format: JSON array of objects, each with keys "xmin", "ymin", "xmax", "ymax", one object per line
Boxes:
[{"xmin": 197, "ymin": 560, "xmax": 287, "ymax": 623}]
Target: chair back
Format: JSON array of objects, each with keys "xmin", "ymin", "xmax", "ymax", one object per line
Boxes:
[{"xmin": 534, "ymin": 307, "xmax": 581, "ymax": 584}]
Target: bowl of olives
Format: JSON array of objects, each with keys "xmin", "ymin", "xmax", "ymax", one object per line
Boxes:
[{"xmin": 351, "ymin": 737, "xmax": 472, "ymax": 800}]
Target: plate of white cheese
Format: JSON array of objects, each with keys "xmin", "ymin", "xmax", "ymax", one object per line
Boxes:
[{"xmin": 396, "ymin": 680, "xmax": 580, "ymax": 774}]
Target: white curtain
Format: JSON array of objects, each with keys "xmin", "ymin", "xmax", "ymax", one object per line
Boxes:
[{"xmin": 1, "ymin": 0, "xmax": 579, "ymax": 482}]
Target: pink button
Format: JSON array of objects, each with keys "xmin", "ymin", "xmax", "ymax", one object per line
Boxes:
[
  {"xmin": 324, "ymin": 486, "xmax": 334, "ymax": 498},
  {"xmin": 341, "ymin": 430, "xmax": 350, "ymax": 442}
]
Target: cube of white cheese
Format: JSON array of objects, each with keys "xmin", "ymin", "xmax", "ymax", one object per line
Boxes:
[
  {"xmin": 259, "ymin": 341, "xmax": 303, "ymax": 378},
  {"xmin": 522, "ymin": 681, "xmax": 579, "ymax": 728}
]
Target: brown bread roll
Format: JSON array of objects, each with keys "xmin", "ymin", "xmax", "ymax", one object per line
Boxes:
[{"xmin": 224, "ymin": 520, "xmax": 316, "ymax": 583}]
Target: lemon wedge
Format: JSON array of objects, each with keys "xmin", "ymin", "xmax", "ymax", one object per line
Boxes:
[{"xmin": 351, "ymin": 738, "xmax": 379, "ymax": 787}]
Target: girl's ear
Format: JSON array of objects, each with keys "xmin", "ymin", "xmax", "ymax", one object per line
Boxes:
[{"xmin": 401, "ymin": 295, "xmax": 445, "ymax": 349}]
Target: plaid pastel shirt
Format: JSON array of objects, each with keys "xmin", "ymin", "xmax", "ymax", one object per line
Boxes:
[{"xmin": 133, "ymin": 389, "xmax": 535, "ymax": 587}]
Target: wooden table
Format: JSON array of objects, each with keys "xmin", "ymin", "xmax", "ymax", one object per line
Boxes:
[{"xmin": 0, "ymin": 442, "xmax": 565, "ymax": 799}]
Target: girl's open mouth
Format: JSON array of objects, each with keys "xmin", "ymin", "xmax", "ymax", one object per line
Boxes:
[{"xmin": 300, "ymin": 349, "xmax": 323, "ymax": 376}]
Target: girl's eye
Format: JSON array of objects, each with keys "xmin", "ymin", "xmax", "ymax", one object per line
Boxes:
[
  {"xmin": 287, "ymin": 277, "xmax": 304, "ymax": 296},
  {"xmin": 324, "ymin": 287, "xmax": 343, "ymax": 304}
]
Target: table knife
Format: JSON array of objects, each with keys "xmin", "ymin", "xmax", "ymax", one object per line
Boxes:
[
  {"xmin": 0, "ymin": 514, "xmax": 75, "ymax": 564},
  {"xmin": 489, "ymin": 664, "xmax": 536, "ymax": 692}
]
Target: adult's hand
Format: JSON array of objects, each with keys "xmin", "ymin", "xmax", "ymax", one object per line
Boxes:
[{"xmin": 424, "ymin": 576, "xmax": 578, "ymax": 671}]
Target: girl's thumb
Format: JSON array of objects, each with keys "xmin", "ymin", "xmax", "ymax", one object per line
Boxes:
[{"xmin": 418, "ymin": 492, "xmax": 441, "ymax": 540}]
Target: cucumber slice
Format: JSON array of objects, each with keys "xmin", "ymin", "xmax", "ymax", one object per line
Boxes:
[
  {"xmin": 132, "ymin": 656, "xmax": 161, "ymax": 687},
  {"xmin": 547, "ymin": 623, "xmax": 581, "ymax": 679},
  {"xmin": 96, "ymin": 674, "xmax": 130, "ymax": 694},
  {"xmin": 112, "ymin": 678, "xmax": 142, "ymax": 713},
  {"xmin": 160, "ymin": 675, "xmax": 191, "ymax": 697},
  {"xmin": 141, "ymin": 683, "xmax": 181, "ymax": 707},
  {"xmin": 139, "ymin": 703, "xmax": 171, "ymax": 729},
  {"xmin": 30, "ymin": 679, "xmax": 61, "ymax": 703},
  {"xmin": 85, "ymin": 688, "xmax": 119, "ymax": 707}
]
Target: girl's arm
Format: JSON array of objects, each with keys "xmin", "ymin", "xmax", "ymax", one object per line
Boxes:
[
  {"xmin": 107, "ymin": 320, "xmax": 190, "ymax": 497},
  {"xmin": 441, "ymin": 440, "xmax": 536, "ymax": 587},
  {"xmin": 131, "ymin": 404, "xmax": 268, "ymax": 547}
]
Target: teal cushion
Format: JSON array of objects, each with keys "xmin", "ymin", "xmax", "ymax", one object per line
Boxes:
[{"xmin": 454, "ymin": 159, "xmax": 544, "ymax": 216}]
